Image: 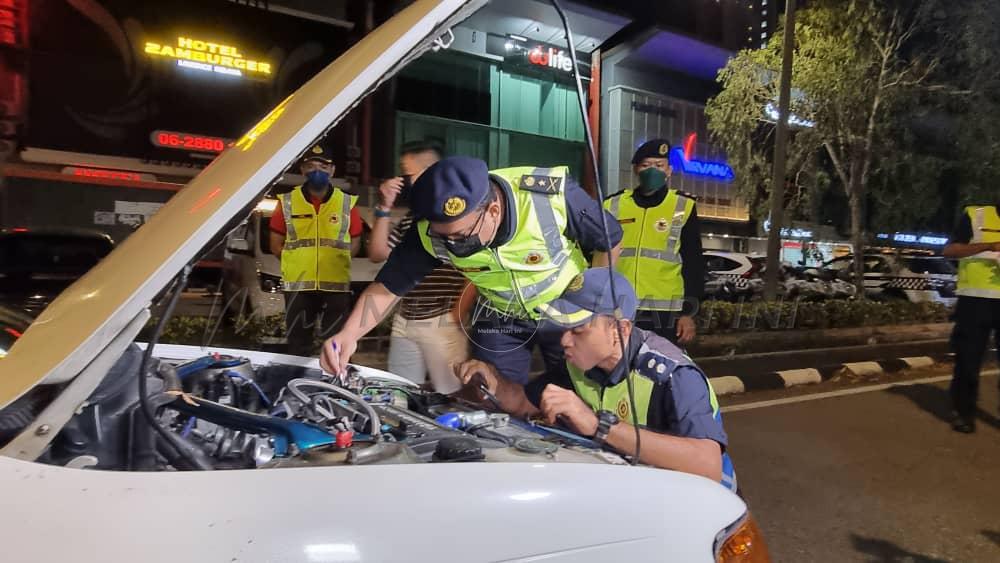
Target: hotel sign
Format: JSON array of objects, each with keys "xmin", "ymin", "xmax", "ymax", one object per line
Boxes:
[{"xmin": 145, "ymin": 36, "xmax": 273, "ymax": 79}]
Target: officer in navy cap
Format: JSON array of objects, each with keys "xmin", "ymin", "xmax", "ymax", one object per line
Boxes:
[
  {"xmin": 604, "ymin": 138, "xmax": 706, "ymax": 346},
  {"xmin": 454, "ymin": 267, "xmax": 737, "ymax": 491},
  {"xmin": 321, "ymin": 156, "xmax": 624, "ymax": 385},
  {"xmin": 269, "ymin": 144, "xmax": 362, "ymax": 356}
]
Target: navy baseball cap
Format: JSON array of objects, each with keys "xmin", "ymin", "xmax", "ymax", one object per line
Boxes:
[
  {"xmin": 411, "ymin": 156, "xmax": 491, "ymax": 223},
  {"xmin": 537, "ymin": 268, "xmax": 639, "ymax": 328},
  {"xmin": 631, "ymin": 139, "xmax": 672, "ymax": 164},
  {"xmin": 302, "ymin": 144, "xmax": 333, "ymax": 164}
]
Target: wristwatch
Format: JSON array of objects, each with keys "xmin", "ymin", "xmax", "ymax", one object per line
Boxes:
[
  {"xmin": 593, "ymin": 410, "xmax": 619, "ymax": 445},
  {"xmin": 374, "ymin": 205, "xmax": 392, "ymax": 219}
]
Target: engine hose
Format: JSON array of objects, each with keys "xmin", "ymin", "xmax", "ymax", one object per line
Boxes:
[
  {"xmin": 137, "ymin": 265, "xmax": 214, "ymax": 471},
  {"xmin": 287, "ymin": 379, "xmax": 382, "ymax": 441},
  {"xmin": 466, "ymin": 424, "xmax": 512, "ymax": 447}
]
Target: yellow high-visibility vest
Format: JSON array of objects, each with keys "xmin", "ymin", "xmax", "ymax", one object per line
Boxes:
[
  {"xmin": 957, "ymin": 205, "xmax": 1000, "ymax": 299},
  {"xmin": 278, "ymin": 186, "xmax": 357, "ymax": 292},
  {"xmin": 605, "ymin": 189, "xmax": 694, "ymax": 311},
  {"xmin": 417, "ymin": 166, "xmax": 586, "ymax": 320}
]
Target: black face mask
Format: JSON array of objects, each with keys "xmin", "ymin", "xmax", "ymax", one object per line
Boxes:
[
  {"xmin": 445, "ymin": 235, "xmax": 487, "ymax": 258},
  {"xmin": 442, "ymin": 209, "xmax": 494, "ymax": 258}
]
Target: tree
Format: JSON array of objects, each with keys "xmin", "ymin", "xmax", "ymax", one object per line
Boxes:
[{"xmin": 707, "ymin": 0, "xmax": 939, "ymax": 296}]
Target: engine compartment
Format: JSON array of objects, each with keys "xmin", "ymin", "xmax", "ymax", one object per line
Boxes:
[{"xmin": 17, "ymin": 345, "xmax": 627, "ymax": 471}]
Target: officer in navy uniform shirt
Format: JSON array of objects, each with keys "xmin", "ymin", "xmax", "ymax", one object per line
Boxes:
[
  {"xmin": 453, "ymin": 267, "xmax": 736, "ymax": 490},
  {"xmin": 320, "ymin": 157, "xmax": 622, "ymax": 384}
]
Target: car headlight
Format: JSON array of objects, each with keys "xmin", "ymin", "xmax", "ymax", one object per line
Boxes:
[
  {"xmin": 259, "ymin": 272, "xmax": 283, "ymax": 293},
  {"xmin": 715, "ymin": 513, "xmax": 770, "ymax": 562}
]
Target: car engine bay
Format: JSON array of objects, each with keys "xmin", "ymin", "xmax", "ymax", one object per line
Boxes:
[{"xmin": 2, "ymin": 345, "xmax": 627, "ymax": 471}]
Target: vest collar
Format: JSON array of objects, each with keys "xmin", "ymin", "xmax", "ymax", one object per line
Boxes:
[
  {"xmin": 488, "ymin": 174, "xmax": 517, "ymax": 248},
  {"xmin": 299, "ymin": 184, "xmax": 334, "ymax": 204},
  {"xmin": 585, "ymin": 328, "xmax": 644, "ymax": 387},
  {"xmin": 631, "ymin": 186, "xmax": 669, "ymax": 208}
]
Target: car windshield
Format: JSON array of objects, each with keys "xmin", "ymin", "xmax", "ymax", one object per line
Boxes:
[
  {"xmin": 905, "ymin": 257, "xmax": 956, "ymax": 275},
  {"xmin": 0, "ymin": 235, "xmax": 112, "ymax": 278}
]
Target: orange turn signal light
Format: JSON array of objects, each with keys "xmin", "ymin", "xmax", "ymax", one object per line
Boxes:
[{"xmin": 717, "ymin": 514, "xmax": 770, "ymax": 563}]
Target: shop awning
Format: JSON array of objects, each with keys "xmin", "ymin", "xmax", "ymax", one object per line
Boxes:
[{"xmin": 460, "ymin": 0, "xmax": 631, "ymax": 54}]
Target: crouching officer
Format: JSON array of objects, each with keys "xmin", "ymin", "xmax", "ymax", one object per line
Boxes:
[
  {"xmin": 605, "ymin": 139, "xmax": 705, "ymax": 345},
  {"xmin": 321, "ymin": 157, "xmax": 622, "ymax": 384},
  {"xmin": 454, "ymin": 267, "xmax": 736, "ymax": 491}
]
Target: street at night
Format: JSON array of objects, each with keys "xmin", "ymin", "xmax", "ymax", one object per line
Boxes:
[
  {"xmin": 4, "ymin": 0, "xmax": 1000, "ymax": 561},
  {"xmin": 726, "ymin": 369, "xmax": 1000, "ymax": 562}
]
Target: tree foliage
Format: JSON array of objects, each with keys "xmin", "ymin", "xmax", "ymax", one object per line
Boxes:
[{"xmin": 707, "ymin": 0, "xmax": 941, "ymax": 295}]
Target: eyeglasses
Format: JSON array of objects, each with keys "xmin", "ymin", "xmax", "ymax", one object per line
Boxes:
[{"xmin": 426, "ymin": 204, "xmax": 489, "ymax": 243}]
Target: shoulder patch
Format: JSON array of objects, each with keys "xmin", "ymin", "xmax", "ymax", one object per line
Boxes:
[
  {"xmin": 634, "ymin": 350, "xmax": 681, "ymax": 384},
  {"xmin": 519, "ymin": 174, "xmax": 562, "ymax": 195}
]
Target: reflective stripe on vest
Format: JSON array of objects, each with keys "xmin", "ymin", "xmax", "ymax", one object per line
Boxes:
[
  {"xmin": 566, "ymin": 338, "xmax": 736, "ymax": 492},
  {"xmin": 417, "ymin": 166, "xmax": 586, "ymax": 319},
  {"xmin": 605, "ymin": 189, "xmax": 693, "ymax": 311},
  {"xmin": 279, "ymin": 186, "xmax": 357, "ymax": 292},
  {"xmin": 957, "ymin": 205, "xmax": 1000, "ymax": 299}
]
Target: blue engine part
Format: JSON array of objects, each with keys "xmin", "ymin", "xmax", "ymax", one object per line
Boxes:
[{"xmin": 170, "ymin": 397, "xmax": 335, "ymax": 456}]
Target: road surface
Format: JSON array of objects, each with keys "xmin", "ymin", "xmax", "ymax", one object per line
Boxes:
[{"xmin": 724, "ymin": 369, "xmax": 1000, "ymax": 562}]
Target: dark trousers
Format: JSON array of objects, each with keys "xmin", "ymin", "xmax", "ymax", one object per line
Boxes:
[
  {"xmin": 283, "ymin": 290, "xmax": 352, "ymax": 356},
  {"xmin": 950, "ymin": 296, "xmax": 1000, "ymax": 418},
  {"xmin": 635, "ymin": 309, "xmax": 681, "ymax": 345},
  {"xmin": 468, "ymin": 309, "xmax": 565, "ymax": 385}
]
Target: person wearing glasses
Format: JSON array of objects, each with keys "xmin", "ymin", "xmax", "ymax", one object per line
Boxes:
[{"xmin": 320, "ymin": 156, "xmax": 622, "ymax": 385}]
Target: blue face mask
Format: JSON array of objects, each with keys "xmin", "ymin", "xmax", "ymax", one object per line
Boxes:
[{"xmin": 305, "ymin": 170, "xmax": 330, "ymax": 188}]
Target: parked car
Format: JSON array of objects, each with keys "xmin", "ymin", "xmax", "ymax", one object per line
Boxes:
[
  {"xmin": 0, "ymin": 305, "xmax": 31, "ymax": 360},
  {"xmin": 814, "ymin": 253, "xmax": 957, "ymax": 305},
  {"xmin": 0, "ymin": 228, "xmax": 114, "ymax": 317},
  {"xmin": 0, "ymin": 3, "xmax": 766, "ymax": 561}
]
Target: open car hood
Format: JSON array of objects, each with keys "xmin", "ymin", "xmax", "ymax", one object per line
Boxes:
[{"xmin": 0, "ymin": 0, "xmax": 486, "ymax": 408}]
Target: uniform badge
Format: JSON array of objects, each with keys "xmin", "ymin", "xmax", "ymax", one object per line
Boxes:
[
  {"xmin": 567, "ymin": 273, "xmax": 585, "ymax": 292},
  {"xmin": 443, "ymin": 196, "xmax": 466, "ymax": 217},
  {"xmin": 616, "ymin": 398, "xmax": 630, "ymax": 420},
  {"xmin": 523, "ymin": 176, "xmax": 536, "ymax": 187},
  {"xmin": 654, "ymin": 218, "xmax": 670, "ymax": 232},
  {"xmin": 525, "ymin": 251, "xmax": 543, "ymax": 265},
  {"xmin": 311, "ymin": 145, "xmax": 324, "ymax": 155},
  {"xmin": 658, "ymin": 143, "xmax": 669, "ymax": 156}
]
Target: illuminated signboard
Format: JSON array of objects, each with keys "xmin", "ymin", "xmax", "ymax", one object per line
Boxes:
[
  {"xmin": 877, "ymin": 232, "xmax": 949, "ymax": 246},
  {"xmin": 527, "ymin": 46, "xmax": 573, "ymax": 73},
  {"xmin": 763, "ymin": 218, "xmax": 813, "ymax": 239},
  {"xmin": 667, "ymin": 133, "xmax": 735, "ymax": 182},
  {"xmin": 62, "ymin": 166, "xmax": 156, "ymax": 182},
  {"xmin": 150, "ymin": 130, "xmax": 232, "ymax": 153},
  {"xmin": 145, "ymin": 37, "xmax": 272, "ymax": 78}
]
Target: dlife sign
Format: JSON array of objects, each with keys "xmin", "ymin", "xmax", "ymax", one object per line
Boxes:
[{"xmin": 527, "ymin": 46, "xmax": 573, "ymax": 73}]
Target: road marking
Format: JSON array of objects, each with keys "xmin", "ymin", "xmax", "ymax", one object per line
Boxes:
[
  {"xmin": 721, "ymin": 369, "xmax": 1000, "ymax": 413},
  {"xmin": 842, "ymin": 361, "xmax": 883, "ymax": 376},
  {"xmin": 711, "ymin": 376, "xmax": 745, "ymax": 395},
  {"xmin": 900, "ymin": 356, "xmax": 935, "ymax": 369},
  {"xmin": 778, "ymin": 368, "xmax": 822, "ymax": 387}
]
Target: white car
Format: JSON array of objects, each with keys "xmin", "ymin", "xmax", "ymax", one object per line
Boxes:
[
  {"xmin": 819, "ymin": 253, "xmax": 957, "ymax": 306},
  {"xmin": 704, "ymin": 251, "xmax": 757, "ymax": 278},
  {"xmin": 0, "ymin": 2, "xmax": 765, "ymax": 561}
]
